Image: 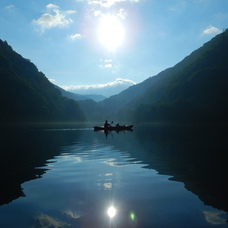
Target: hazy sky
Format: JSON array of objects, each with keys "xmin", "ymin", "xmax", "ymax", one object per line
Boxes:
[{"xmin": 1, "ymin": 0, "xmax": 227, "ymax": 91}]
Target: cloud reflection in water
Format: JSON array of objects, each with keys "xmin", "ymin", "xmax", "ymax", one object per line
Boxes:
[
  {"xmin": 63, "ymin": 210, "xmax": 83, "ymax": 220},
  {"xmin": 32, "ymin": 213, "xmax": 70, "ymax": 228},
  {"xmin": 203, "ymin": 211, "xmax": 227, "ymax": 225}
]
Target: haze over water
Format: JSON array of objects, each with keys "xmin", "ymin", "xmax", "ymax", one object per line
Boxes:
[{"xmin": 0, "ymin": 124, "xmax": 227, "ymax": 227}]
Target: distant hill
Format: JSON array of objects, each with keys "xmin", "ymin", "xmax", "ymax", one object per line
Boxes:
[
  {"xmin": 84, "ymin": 94, "xmax": 106, "ymax": 102},
  {"xmin": 56, "ymin": 86, "xmax": 106, "ymax": 102},
  {"xmin": 0, "ymin": 39, "xmax": 85, "ymax": 124},
  {"xmin": 99, "ymin": 29, "xmax": 228, "ymax": 123}
]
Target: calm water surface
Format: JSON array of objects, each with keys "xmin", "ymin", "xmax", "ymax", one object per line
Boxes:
[{"xmin": 0, "ymin": 125, "xmax": 227, "ymax": 228}]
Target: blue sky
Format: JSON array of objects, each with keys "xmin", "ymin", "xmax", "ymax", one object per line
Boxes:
[{"xmin": 1, "ymin": 0, "xmax": 227, "ymax": 94}]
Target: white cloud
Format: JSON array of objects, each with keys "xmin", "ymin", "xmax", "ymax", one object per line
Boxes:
[
  {"xmin": 48, "ymin": 78, "xmax": 56, "ymax": 83},
  {"xmin": 100, "ymin": 59, "xmax": 113, "ymax": 64},
  {"xmin": 104, "ymin": 59, "xmax": 113, "ymax": 62},
  {"xmin": 94, "ymin": 10, "xmax": 102, "ymax": 16},
  {"xmin": 79, "ymin": 0, "xmax": 141, "ymax": 7},
  {"xmin": 68, "ymin": 33, "xmax": 83, "ymax": 40},
  {"xmin": 117, "ymin": 8, "xmax": 127, "ymax": 19},
  {"xmin": 60, "ymin": 78, "xmax": 136, "ymax": 91},
  {"xmin": 99, "ymin": 59, "xmax": 114, "ymax": 68},
  {"xmin": 203, "ymin": 26, "xmax": 222, "ymax": 35},
  {"xmin": 33, "ymin": 4, "xmax": 76, "ymax": 32},
  {"xmin": 104, "ymin": 63, "xmax": 113, "ymax": 68},
  {"xmin": 59, "ymin": 78, "xmax": 137, "ymax": 97},
  {"xmin": 46, "ymin": 3, "xmax": 59, "ymax": 10}
]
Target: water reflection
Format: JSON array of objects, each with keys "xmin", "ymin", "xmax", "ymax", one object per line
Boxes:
[
  {"xmin": 107, "ymin": 206, "xmax": 117, "ymax": 218},
  {"xmin": 33, "ymin": 213, "xmax": 70, "ymax": 228},
  {"xmin": 134, "ymin": 124, "xmax": 228, "ymax": 212},
  {"xmin": 0, "ymin": 128, "xmax": 82, "ymax": 205},
  {"xmin": 203, "ymin": 211, "xmax": 227, "ymax": 225},
  {"xmin": 0, "ymin": 124, "xmax": 227, "ymax": 228},
  {"xmin": 98, "ymin": 173, "xmax": 114, "ymax": 190}
]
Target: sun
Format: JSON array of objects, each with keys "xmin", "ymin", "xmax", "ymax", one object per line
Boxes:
[{"xmin": 97, "ymin": 15, "xmax": 125, "ymax": 51}]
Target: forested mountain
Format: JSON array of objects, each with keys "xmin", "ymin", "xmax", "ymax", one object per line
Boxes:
[
  {"xmin": 98, "ymin": 29, "xmax": 228, "ymax": 123},
  {"xmin": 1, "ymin": 29, "xmax": 228, "ymax": 124},
  {"xmin": 0, "ymin": 40, "xmax": 85, "ymax": 124}
]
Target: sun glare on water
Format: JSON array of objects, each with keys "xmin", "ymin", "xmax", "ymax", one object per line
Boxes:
[
  {"xmin": 98, "ymin": 15, "xmax": 125, "ymax": 51},
  {"xmin": 107, "ymin": 206, "xmax": 117, "ymax": 218}
]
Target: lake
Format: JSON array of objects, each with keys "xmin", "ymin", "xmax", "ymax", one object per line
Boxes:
[{"xmin": 0, "ymin": 124, "xmax": 227, "ymax": 228}]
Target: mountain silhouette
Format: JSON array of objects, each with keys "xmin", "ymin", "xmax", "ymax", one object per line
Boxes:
[
  {"xmin": 0, "ymin": 40, "xmax": 85, "ymax": 124},
  {"xmin": 1, "ymin": 29, "xmax": 228, "ymax": 124},
  {"xmin": 95, "ymin": 29, "xmax": 228, "ymax": 123}
]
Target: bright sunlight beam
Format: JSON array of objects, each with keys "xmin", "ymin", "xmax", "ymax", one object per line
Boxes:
[
  {"xmin": 98, "ymin": 15, "xmax": 125, "ymax": 51},
  {"xmin": 107, "ymin": 206, "xmax": 117, "ymax": 218}
]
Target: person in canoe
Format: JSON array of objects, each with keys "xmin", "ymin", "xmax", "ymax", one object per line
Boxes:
[{"xmin": 104, "ymin": 120, "xmax": 111, "ymax": 129}]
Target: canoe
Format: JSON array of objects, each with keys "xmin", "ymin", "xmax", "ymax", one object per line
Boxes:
[{"xmin": 94, "ymin": 125, "xmax": 133, "ymax": 131}]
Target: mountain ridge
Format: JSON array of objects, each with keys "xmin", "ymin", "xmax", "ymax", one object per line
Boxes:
[
  {"xmin": 90, "ymin": 29, "xmax": 228, "ymax": 123},
  {"xmin": 129, "ymin": 30, "xmax": 228, "ymax": 123},
  {"xmin": 1, "ymin": 29, "xmax": 228, "ymax": 124},
  {"xmin": 0, "ymin": 40, "xmax": 85, "ymax": 124},
  {"xmin": 55, "ymin": 85, "xmax": 106, "ymax": 102}
]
